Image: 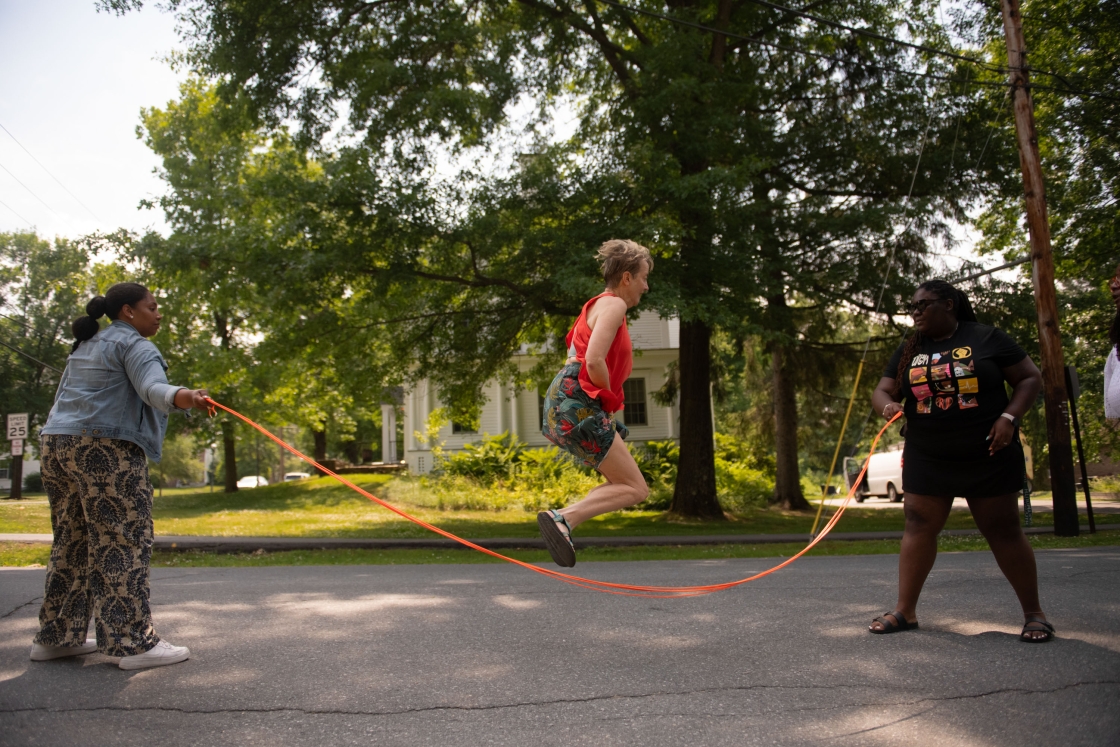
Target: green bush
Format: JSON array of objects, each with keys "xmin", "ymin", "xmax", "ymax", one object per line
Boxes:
[
  {"xmin": 441, "ymin": 432, "xmax": 523, "ymax": 484},
  {"xmin": 632, "ymin": 440, "xmax": 679, "ymax": 510},
  {"xmin": 23, "ymin": 471, "xmax": 44, "ymax": 493},
  {"xmin": 394, "ymin": 433, "xmax": 601, "ymax": 512},
  {"xmin": 513, "ymin": 446, "xmax": 601, "ymax": 511},
  {"xmin": 401, "ymin": 431, "xmax": 776, "ymax": 515},
  {"xmin": 714, "ymin": 433, "xmax": 772, "ymax": 511}
]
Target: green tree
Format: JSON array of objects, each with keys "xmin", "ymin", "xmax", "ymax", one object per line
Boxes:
[
  {"xmin": 962, "ymin": 0, "xmax": 1120, "ymax": 478},
  {"xmin": 0, "ymin": 232, "xmax": 118, "ymax": 440},
  {"xmin": 150, "ymin": 433, "xmax": 205, "ymax": 488},
  {"xmin": 132, "ymin": 80, "xmax": 399, "ymax": 481},
  {"xmin": 106, "ymin": 0, "xmax": 997, "ymax": 516}
]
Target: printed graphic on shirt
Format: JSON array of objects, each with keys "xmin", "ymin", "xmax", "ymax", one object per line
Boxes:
[{"xmin": 903, "ymin": 337, "xmax": 990, "ymax": 417}]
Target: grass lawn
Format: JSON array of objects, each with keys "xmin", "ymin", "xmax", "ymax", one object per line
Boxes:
[
  {"xmin": 2, "ymin": 474, "xmax": 1114, "ymax": 539},
  {"xmin": 2, "ymin": 531, "xmax": 1117, "ymax": 568}
]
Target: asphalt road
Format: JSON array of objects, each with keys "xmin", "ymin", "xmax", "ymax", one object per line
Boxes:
[{"xmin": 2, "ymin": 548, "xmax": 1118, "ymax": 746}]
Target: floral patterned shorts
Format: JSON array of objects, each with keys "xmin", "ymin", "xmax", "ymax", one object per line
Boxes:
[{"xmin": 541, "ymin": 362, "xmax": 628, "ymax": 470}]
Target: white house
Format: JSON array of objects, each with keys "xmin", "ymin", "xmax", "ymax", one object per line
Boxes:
[
  {"xmin": 403, "ymin": 312, "xmax": 681, "ymax": 474},
  {"xmin": 1, "ymin": 455, "xmax": 41, "ymax": 491}
]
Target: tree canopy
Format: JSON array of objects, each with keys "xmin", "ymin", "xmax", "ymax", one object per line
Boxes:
[{"xmin": 100, "ymin": 0, "xmax": 1016, "ymax": 515}]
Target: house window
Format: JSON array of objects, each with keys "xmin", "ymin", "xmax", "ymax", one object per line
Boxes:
[
  {"xmin": 0, "ymin": 468, "xmax": 8, "ymax": 480},
  {"xmin": 538, "ymin": 392, "xmax": 547, "ymax": 424},
  {"xmin": 622, "ymin": 378, "xmax": 648, "ymax": 426},
  {"xmin": 451, "ymin": 422, "xmax": 476, "ymax": 434}
]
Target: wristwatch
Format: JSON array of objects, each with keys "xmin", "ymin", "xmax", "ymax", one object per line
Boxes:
[{"xmin": 1000, "ymin": 412, "xmax": 1020, "ymax": 427}]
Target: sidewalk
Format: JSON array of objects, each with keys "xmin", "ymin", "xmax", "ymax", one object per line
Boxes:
[{"xmin": 2, "ymin": 523, "xmax": 1114, "ymax": 553}]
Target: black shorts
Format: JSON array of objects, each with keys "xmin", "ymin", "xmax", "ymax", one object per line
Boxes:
[{"xmin": 902, "ymin": 420, "xmax": 1026, "ymax": 498}]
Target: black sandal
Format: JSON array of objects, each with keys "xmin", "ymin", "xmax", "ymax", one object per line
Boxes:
[
  {"xmin": 537, "ymin": 510, "xmax": 576, "ymax": 568},
  {"xmin": 1020, "ymin": 615, "xmax": 1055, "ymax": 643},
  {"xmin": 869, "ymin": 611, "xmax": 919, "ymax": 634}
]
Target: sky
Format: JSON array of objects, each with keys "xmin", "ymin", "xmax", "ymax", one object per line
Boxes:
[{"xmin": 0, "ymin": 0, "xmax": 184, "ymax": 240}]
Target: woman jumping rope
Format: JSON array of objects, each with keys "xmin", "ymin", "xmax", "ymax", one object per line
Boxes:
[{"xmin": 538, "ymin": 239, "xmax": 652, "ymax": 567}]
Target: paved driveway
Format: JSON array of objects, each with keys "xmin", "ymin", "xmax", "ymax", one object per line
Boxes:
[{"xmin": 2, "ymin": 548, "xmax": 1118, "ymax": 745}]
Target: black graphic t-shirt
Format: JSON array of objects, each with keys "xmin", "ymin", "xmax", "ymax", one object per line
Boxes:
[{"xmin": 884, "ymin": 322, "xmax": 1027, "ymax": 451}]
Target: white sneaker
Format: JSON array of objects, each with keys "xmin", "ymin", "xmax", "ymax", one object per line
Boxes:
[
  {"xmin": 30, "ymin": 638, "xmax": 97, "ymax": 661},
  {"xmin": 118, "ymin": 640, "xmax": 190, "ymax": 671}
]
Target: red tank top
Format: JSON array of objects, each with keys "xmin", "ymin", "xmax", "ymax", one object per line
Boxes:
[{"xmin": 565, "ymin": 292, "xmax": 632, "ymax": 413}]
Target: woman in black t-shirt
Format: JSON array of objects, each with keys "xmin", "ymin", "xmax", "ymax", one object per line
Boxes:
[{"xmin": 870, "ymin": 280, "xmax": 1053, "ymax": 642}]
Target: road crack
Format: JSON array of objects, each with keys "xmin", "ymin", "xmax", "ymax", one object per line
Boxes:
[
  {"xmin": 3, "ymin": 680, "xmax": 1116, "ymax": 719},
  {"xmin": 1, "ymin": 597, "xmax": 41, "ymax": 619}
]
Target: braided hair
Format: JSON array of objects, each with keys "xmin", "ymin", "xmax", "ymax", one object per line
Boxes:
[{"xmin": 892, "ymin": 279, "xmax": 978, "ymax": 397}]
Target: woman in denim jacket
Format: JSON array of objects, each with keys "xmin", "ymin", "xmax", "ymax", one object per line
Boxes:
[{"xmin": 32, "ymin": 283, "xmax": 210, "ymax": 671}]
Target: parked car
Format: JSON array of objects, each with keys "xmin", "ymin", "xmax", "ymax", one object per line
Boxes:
[
  {"xmin": 844, "ymin": 449, "xmax": 903, "ymax": 503},
  {"xmin": 284, "ymin": 472, "xmax": 311, "ymax": 481},
  {"xmin": 236, "ymin": 475, "xmax": 269, "ymax": 488}
]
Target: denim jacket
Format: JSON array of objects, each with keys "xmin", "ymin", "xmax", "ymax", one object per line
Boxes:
[{"xmin": 41, "ymin": 321, "xmax": 186, "ymax": 462}]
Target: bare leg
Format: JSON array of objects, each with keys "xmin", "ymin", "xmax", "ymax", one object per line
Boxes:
[
  {"xmin": 558, "ymin": 433, "xmax": 649, "ymax": 529},
  {"xmin": 967, "ymin": 493, "xmax": 1049, "ymax": 640},
  {"xmin": 870, "ymin": 492, "xmax": 952, "ymax": 630}
]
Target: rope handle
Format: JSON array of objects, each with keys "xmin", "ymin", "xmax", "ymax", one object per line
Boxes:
[{"xmin": 205, "ymin": 397, "xmax": 900, "ymax": 598}]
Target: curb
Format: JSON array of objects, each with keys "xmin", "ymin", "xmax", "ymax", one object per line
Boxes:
[{"xmin": 2, "ymin": 524, "xmax": 1115, "ymax": 553}]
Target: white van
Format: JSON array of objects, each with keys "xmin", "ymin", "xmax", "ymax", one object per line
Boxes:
[{"xmin": 845, "ymin": 449, "xmax": 903, "ymax": 503}]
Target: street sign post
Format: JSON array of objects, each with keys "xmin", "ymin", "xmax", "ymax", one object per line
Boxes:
[{"xmin": 6, "ymin": 413, "xmax": 28, "ymax": 500}]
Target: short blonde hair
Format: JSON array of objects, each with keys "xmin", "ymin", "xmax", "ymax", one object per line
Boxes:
[{"xmin": 597, "ymin": 239, "xmax": 652, "ymax": 287}]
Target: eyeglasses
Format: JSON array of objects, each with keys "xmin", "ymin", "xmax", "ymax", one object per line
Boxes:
[{"xmin": 904, "ymin": 299, "xmax": 944, "ymax": 315}]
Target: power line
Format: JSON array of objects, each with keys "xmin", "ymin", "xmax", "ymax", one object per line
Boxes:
[
  {"xmin": 0, "ymin": 122, "xmax": 102, "ymax": 222},
  {"xmin": 0, "ymin": 196, "xmax": 33, "ymax": 228},
  {"xmin": 0, "ymin": 160, "xmax": 59, "ymax": 217},
  {"xmin": 0, "ymin": 338, "xmax": 64, "ymax": 374},
  {"xmin": 0, "ymin": 312, "xmax": 70, "ymax": 344},
  {"xmin": 738, "ymin": 0, "xmax": 1072, "ymax": 85},
  {"xmin": 598, "ymin": 0, "xmax": 1120, "ymax": 103},
  {"xmin": 955, "ymin": 256, "xmax": 1030, "ymax": 282}
]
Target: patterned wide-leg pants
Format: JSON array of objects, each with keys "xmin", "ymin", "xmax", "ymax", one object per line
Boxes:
[{"xmin": 34, "ymin": 435, "xmax": 160, "ymax": 656}]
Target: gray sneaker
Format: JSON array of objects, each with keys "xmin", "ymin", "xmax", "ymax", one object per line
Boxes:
[{"xmin": 118, "ymin": 640, "xmax": 190, "ymax": 671}]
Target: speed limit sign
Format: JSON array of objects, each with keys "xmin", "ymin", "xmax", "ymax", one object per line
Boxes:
[{"xmin": 7, "ymin": 413, "xmax": 28, "ymax": 440}]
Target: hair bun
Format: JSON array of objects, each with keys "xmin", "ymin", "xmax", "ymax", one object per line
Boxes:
[{"xmin": 85, "ymin": 296, "xmax": 108, "ymax": 320}]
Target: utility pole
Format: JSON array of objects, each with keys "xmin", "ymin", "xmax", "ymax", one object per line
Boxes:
[{"xmin": 1001, "ymin": 0, "xmax": 1079, "ymax": 536}]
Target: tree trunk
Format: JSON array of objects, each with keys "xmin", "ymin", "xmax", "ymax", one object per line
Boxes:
[
  {"xmin": 669, "ymin": 319, "xmax": 724, "ymax": 519},
  {"xmin": 313, "ymin": 425, "xmax": 327, "ymax": 475},
  {"xmin": 770, "ymin": 341, "xmax": 809, "ymax": 510},
  {"xmin": 222, "ymin": 419, "xmax": 238, "ymax": 492},
  {"xmin": 767, "ymin": 293, "xmax": 810, "ymax": 511}
]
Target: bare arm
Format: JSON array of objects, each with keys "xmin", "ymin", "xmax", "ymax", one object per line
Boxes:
[
  {"xmin": 872, "ymin": 376, "xmax": 903, "ymax": 420},
  {"xmin": 583, "ymin": 296, "xmax": 628, "ymax": 395},
  {"xmin": 988, "ymin": 356, "xmax": 1042, "ymax": 454},
  {"xmin": 173, "ymin": 388, "xmax": 212, "ymax": 411}
]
